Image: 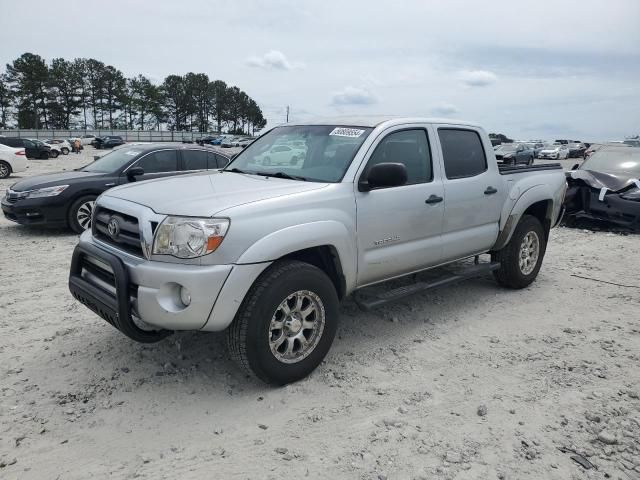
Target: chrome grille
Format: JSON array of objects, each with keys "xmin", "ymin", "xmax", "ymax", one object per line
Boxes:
[{"xmin": 92, "ymin": 206, "xmax": 144, "ymax": 257}]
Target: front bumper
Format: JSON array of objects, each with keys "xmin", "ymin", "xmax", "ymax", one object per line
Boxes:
[
  {"xmin": 69, "ymin": 232, "xmax": 271, "ymax": 339},
  {"xmin": 1, "ymin": 195, "xmax": 68, "ymax": 226}
]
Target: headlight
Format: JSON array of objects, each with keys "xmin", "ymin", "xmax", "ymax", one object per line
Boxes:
[
  {"xmin": 27, "ymin": 185, "xmax": 69, "ymax": 198},
  {"xmin": 152, "ymin": 216, "xmax": 229, "ymax": 258}
]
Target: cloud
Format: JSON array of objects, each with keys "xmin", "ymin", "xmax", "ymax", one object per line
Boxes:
[
  {"xmin": 431, "ymin": 103, "xmax": 459, "ymax": 116},
  {"xmin": 330, "ymin": 86, "xmax": 377, "ymax": 106},
  {"xmin": 245, "ymin": 50, "xmax": 301, "ymax": 70},
  {"xmin": 459, "ymin": 69, "xmax": 498, "ymax": 87}
]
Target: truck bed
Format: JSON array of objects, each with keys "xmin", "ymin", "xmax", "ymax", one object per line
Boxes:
[{"xmin": 499, "ymin": 163, "xmax": 563, "ymax": 175}]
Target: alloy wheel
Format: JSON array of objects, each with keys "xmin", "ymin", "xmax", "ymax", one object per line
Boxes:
[
  {"xmin": 76, "ymin": 200, "xmax": 95, "ymax": 230},
  {"xmin": 269, "ymin": 290, "xmax": 326, "ymax": 364},
  {"xmin": 519, "ymin": 231, "xmax": 540, "ymax": 275}
]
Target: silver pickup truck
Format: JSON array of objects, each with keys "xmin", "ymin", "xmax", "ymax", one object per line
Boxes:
[{"xmin": 69, "ymin": 117, "xmax": 566, "ymax": 384}]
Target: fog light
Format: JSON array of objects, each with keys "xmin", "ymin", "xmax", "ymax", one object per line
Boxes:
[{"xmin": 179, "ymin": 286, "xmax": 192, "ymax": 306}]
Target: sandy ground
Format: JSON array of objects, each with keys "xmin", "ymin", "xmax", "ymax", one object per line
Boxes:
[{"xmin": 0, "ymin": 149, "xmax": 639, "ymax": 480}]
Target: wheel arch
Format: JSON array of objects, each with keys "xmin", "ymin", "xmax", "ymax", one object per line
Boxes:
[
  {"xmin": 235, "ymin": 220, "xmax": 356, "ymax": 295},
  {"xmin": 493, "ymin": 185, "xmax": 555, "ymax": 250}
]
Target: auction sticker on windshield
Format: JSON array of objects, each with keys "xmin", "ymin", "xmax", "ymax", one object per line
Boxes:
[{"xmin": 329, "ymin": 127, "xmax": 365, "ymax": 137}]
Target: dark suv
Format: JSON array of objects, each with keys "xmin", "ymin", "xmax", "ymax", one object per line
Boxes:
[
  {"xmin": 2, "ymin": 144, "xmax": 231, "ymax": 232},
  {"xmin": 0, "ymin": 137, "xmax": 51, "ymax": 159},
  {"xmin": 92, "ymin": 136, "xmax": 125, "ymax": 149}
]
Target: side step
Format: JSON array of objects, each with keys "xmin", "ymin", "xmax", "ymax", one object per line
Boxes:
[{"xmin": 354, "ymin": 261, "xmax": 501, "ymax": 310}]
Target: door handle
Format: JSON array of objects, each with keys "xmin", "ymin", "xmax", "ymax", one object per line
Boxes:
[
  {"xmin": 484, "ymin": 186, "xmax": 498, "ymax": 195},
  {"xmin": 425, "ymin": 195, "xmax": 443, "ymax": 204}
]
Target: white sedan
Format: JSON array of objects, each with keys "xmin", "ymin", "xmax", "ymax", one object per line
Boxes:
[
  {"xmin": 0, "ymin": 143, "xmax": 27, "ymax": 179},
  {"xmin": 538, "ymin": 144, "xmax": 570, "ymax": 160},
  {"xmin": 256, "ymin": 144, "xmax": 306, "ymax": 166},
  {"xmin": 45, "ymin": 139, "xmax": 71, "ymax": 155}
]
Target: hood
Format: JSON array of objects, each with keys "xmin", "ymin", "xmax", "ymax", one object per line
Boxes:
[
  {"xmin": 9, "ymin": 170, "xmax": 105, "ymax": 191},
  {"xmin": 567, "ymin": 169, "xmax": 640, "ymax": 192},
  {"xmin": 103, "ymin": 170, "xmax": 329, "ymax": 216}
]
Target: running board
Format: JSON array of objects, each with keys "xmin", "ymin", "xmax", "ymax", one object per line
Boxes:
[{"xmin": 354, "ymin": 261, "xmax": 501, "ymax": 310}]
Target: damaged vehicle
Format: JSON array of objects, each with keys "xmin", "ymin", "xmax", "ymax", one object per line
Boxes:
[{"xmin": 564, "ymin": 145, "xmax": 640, "ymax": 231}]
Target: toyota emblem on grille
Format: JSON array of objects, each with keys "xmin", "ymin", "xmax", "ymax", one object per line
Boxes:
[{"xmin": 107, "ymin": 217, "xmax": 120, "ymax": 239}]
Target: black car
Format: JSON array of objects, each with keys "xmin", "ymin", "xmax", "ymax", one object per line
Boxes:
[
  {"xmin": 92, "ymin": 136, "xmax": 125, "ymax": 149},
  {"xmin": 564, "ymin": 145, "xmax": 640, "ymax": 231},
  {"xmin": 0, "ymin": 137, "xmax": 51, "ymax": 159},
  {"xmin": 493, "ymin": 143, "xmax": 534, "ymax": 166},
  {"xmin": 2, "ymin": 144, "xmax": 230, "ymax": 233}
]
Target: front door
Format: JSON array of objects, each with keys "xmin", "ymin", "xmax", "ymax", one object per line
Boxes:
[
  {"xmin": 355, "ymin": 127, "xmax": 444, "ymax": 286},
  {"xmin": 121, "ymin": 149, "xmax": 182, "ymax": 184}
]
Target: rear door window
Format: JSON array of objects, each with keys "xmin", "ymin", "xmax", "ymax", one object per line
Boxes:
[
  {"xmin": 438, "ymin": 129, "xmax": 488, "ymax": 179},
  {"xmin": 182, "ymin": 149, "xmax": 208, "ymax": 170},
  {"xmin": 136, "ymin": 150, "xmax": 179, "ymax": 173}
]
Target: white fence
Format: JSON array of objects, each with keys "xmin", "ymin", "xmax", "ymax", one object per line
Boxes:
[{"xmin": 0, "ymin": 129, "xmax": 222, "ymax": 142}]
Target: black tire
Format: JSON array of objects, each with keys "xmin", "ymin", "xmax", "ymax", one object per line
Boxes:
[
  {"xmin": 227, "ymin": 260, "xmax": 340, "ymax": 385},
  {"xmin": 49, "ymin": 150, "xmax": 59, "ymax": 158},
  {"xmin": 0, "ymin": 161, "xmax": 11, "ymax": 179},
  {"xmin": 61, "ymin": 147, "xmax": 69, "ymax": 155},
  {"xmin": 68, "ymin": 195, "xmax": 97, "ymax": 233},
  {"xmin": 491, "ymin": 215, "xmax": 546, "ymax": 289}
]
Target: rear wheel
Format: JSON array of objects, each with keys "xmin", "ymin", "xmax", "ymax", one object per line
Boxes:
[
  {"xmin": 491, "ymin": 215, "xmax": 546, "ymax": 289},
  {"xmin": 0, "ymin": 161, "xmax": 11, "ymax": 179},
  {"xmin": 227, "ymin": 260, "xmax": 339, "ymax": 385},
  {"xmin": 68, "ymin": 195, "xmax": 97, "ymax": 233}
]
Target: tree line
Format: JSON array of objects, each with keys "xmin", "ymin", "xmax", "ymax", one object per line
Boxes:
[{"xmin": 0, "ymin": 53, "xmax": 266, "ymax": 135}]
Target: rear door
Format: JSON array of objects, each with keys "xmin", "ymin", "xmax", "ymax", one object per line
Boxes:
[
  {"xmin": 355, "ymin": 126, "xmax": 444, "ymax": 286},
  {"xmin": 436, "ymin": 127, "xmax": 504, "ymax": 262},
  {"xmin": 181, "ymin": 149, "xmax": 208, "ymax": 172}
]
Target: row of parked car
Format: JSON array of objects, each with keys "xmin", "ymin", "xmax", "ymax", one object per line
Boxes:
[
  {"xmin": 196, "ymin": 135, "xmax": 254, "ymax": 148},
  {"xmin": 492, "ymin": 139, "xmax": 589, "ymax": 165}
]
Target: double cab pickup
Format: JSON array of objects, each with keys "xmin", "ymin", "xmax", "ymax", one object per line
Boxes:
[{"xmin": 69, "ymin": 117, "xmax": 566, "ymax": 384}]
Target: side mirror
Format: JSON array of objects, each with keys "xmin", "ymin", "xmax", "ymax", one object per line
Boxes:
[
  {"xmin": 571, "ymin": 163, "xmax": 579, "ymax": 170},
  {"xmin": 360, "ymin": 162, "xmax": 408, "ymax": 192},
  {"xmin": 127, "ymin": 166, "xmax": 145, "ymax": 181},
  {"xmin": 93, "ymin": 155, "xmax": 100, "ymax": 161}
]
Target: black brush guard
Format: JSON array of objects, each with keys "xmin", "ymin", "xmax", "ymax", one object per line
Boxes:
[{"xmin": 69, "ymin": 242, "xmax": 170, "ymax": 343}]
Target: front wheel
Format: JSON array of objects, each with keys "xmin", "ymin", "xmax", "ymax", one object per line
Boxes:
[
  {"xmin": 227, "ymin": 260, "xmax": 339, "ymax": 385},
  {"xmin": 491, "ymin": 215, "xmax": 546, "ymax": 289},
  {"xmin": 61, "ymin": 147, "xmax": 69, "ymax": 155},
  {"xmin": 49, "ymin": 150, "xmax": 59, "ymax": 158},
  {"xmin": 0, "ymin": 161, "xmax": 11, "ymax": 179},
  {"xmin": 68, "ymin": 195, "xmax": 97, "ymax": 233}
]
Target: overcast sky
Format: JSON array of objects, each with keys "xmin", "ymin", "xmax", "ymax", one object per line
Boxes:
[{"xmin": 2, "ymin": 0, "xmax": 639, "ymax": 140}]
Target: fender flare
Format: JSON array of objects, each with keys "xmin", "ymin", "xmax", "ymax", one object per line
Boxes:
[
  {"xmin": 236, "ymin": 220, "xmax": 357, "ymax": 292},
  {"xmin": 493, "ymin": 184, "xmax": 555, "ymax": 250}
]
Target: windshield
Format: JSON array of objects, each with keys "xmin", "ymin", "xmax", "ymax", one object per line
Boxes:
[
  {"xmin": 82, "ymin": 148, "xmax": 143, "ymax": 173},
  {"xmin": 226, "ymin": 125, "xmax": 373, "ymax": 182},
  {"xmin": 496, "ymin": 144, "xmax": 517, "ymax": 152},
  {"xmin": 581, "ymin": 147, "xmax": 640, "ymax": 175}
]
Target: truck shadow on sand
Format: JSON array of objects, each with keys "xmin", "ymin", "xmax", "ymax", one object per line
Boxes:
[{"xmin": 53, "ymin": 272, "xmax": 515, "ymax": 402}]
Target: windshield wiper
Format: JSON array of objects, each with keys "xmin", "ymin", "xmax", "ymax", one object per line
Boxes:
[
  {"xmin": 258, "ymin": 171, "xmax": 307, "ymax": 181},
  {"xmin": 224, "ymin": 168, "xmax": 249, "ymax": 174}
]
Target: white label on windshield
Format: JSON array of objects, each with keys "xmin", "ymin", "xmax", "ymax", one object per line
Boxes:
[{"xmin": 329, "ymin": 127, "xmax": 365, "ymax": 138}]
